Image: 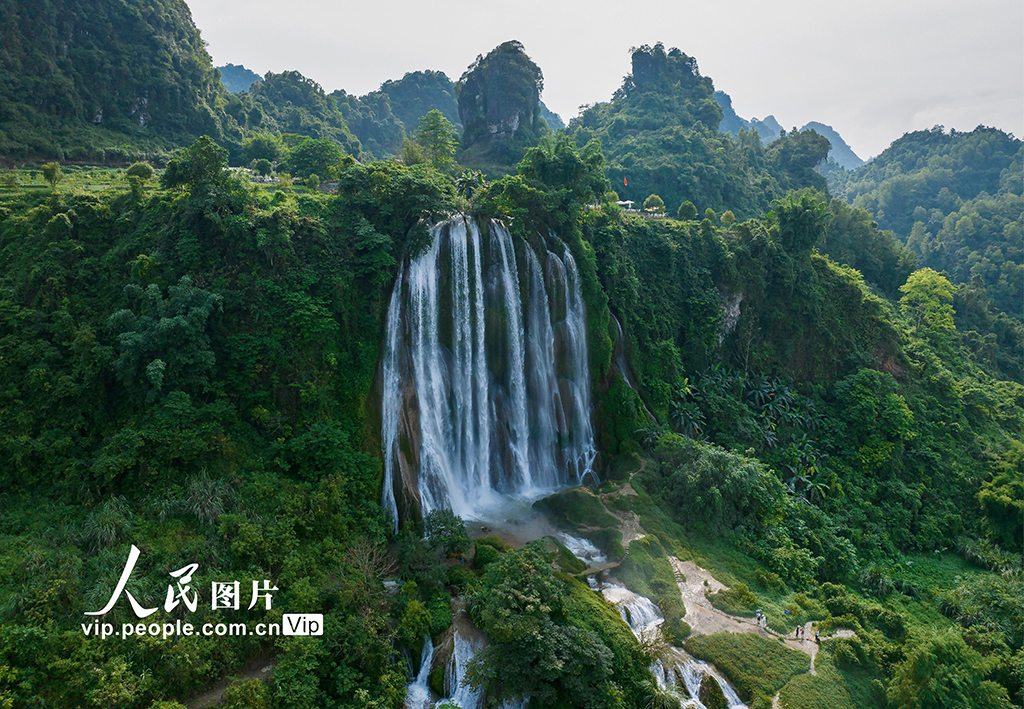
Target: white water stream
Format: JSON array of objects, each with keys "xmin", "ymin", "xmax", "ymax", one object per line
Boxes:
[
  {"xmin": 595, "ymin": 578, "xmax": 747, "ymax": 709},
  {"xmin": 381, "ymin": 217, "xmax": 596, "ymax": 529}
]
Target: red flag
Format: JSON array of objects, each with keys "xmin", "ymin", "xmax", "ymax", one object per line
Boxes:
[{"xmin": 623, "ymin": 177, "xmax": 628, "ymax": 186}]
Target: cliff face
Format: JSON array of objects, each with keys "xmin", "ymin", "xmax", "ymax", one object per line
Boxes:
[{"xmin": 456, "ymin": 40, "xmax": 545, "ymax": 160}]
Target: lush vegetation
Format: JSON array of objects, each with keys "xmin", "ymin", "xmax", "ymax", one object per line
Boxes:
[
  {"xmin": 685, "ymin": 633, "xmax": 810, "ymax": 702},
  {"xmin": 826, "ymin": 126, "xmax": 1022, "ymax": 319},
  {"xmin": 456, "ymin": 41, "xmax": 553, "ymax": 171},
  {"xmin": 0, "ymin": 147, "xmax": 461, "ymax": 707}
]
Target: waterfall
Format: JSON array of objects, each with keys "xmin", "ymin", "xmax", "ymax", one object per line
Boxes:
[
  {"xmin": 597, "ymin": 579, "xmax": 747, "ymax": 709},
  {"xmin": 405, "ymin": 636, "xmax": 435, "ymax": 709},
  {"xmin": 381, "ymin": 217, "xmax": 596, "ymax": 527}
]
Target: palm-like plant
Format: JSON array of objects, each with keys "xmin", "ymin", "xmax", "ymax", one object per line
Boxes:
[{"xmin": 670, "ymin": 399, "xmax": 705, "ymax": 439}]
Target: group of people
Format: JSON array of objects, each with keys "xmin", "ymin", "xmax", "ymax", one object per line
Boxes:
[{"xmin": 753, "ymin": 609, "xmax": 820, "ymax": 644}]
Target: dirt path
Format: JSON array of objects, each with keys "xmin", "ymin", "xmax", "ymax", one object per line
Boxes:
[
  {"xmin": 599, "ymin": 460, "xmax": 649, "ymax": 548},
  {"xmin": 669, "ymin": 556, "xmax": 855, "ymax": 671},
  {"xmin": 187, "ymin": 655, "xmax": 276, "ymax": 708}
]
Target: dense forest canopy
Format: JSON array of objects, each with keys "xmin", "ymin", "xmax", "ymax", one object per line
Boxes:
[{"xmin": 826, "ymin": 126, "xmax": 1023, "ymax": 319}]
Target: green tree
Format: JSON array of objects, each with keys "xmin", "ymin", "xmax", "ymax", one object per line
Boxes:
[
  {"xmin": 517, "ymin": 134, "xmax": 609, "ymax": 203},
  {"xmin": 41, "ymin": 162, "xmax": 64, "ymax": 189},
  {"xmin": 888, "ymin": 631, "xmax": 1012, "ymax": 709},
  {"xmin": 242, "ymin": 133, "xmax": 284, "ymax": 163},
  {"xmin": 704, "ymin": 207, "xmax": 717, "ymax": 221},
  {"xmin": 677, "ymin": 200, "xmax": 697, "ymax": 220},
  {"xmin": 977, "ymin": 441, "xmax": 1024, "ymax": 551},
  {"xmin": 643, "ymin": 194, "xmax": 665, "ymax": 213},
  {"xmin": 413, "ymin": 109, "xmax": 459, "ymax": 170},
  {"xmin": 125, "ymin": 162, "xmax": 154, "ymax": 181},
  {"xmin": 161, "ymin": 136, "xmax": 229, "ymax": 191},
  {"xmin": 285, "ymin": 137, "xmax": 349, "ymax": 179},
  {"xmin": 108, "ymin": 276, "xmax": 223, "ymax": 405},
  {"xmin": 721, "ymin": 210, "xmax": 735, "ymax": 226},
  {"xmin": 466, "ymin": 544, "xmax": 617, "ymax": 707},
  {"xmin": 253, "ymin": 158, "xmax": 273, "ymax": 177},
  {"xmin": 422, "ymin": 509, "xmax": 470, "ymax": 557},
  {"xmin": 899, "ymin": 268, "xmax": 956, "ymax": 333},
  {"xmin": 770, "ymin": 190, "xmax": 830, "ymax": 255},
  {"xmin": 0, "ymin": 170, "xmax": 19, "ymax": 189}
]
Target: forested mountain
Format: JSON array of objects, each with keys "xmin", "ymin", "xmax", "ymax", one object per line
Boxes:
[
  {"xmin": 827, "ymin": 126, "xmax": 1023, "ymax": 318},
  {"xmin": 567, "ymin": 44, "xmax": 832, "ymax": 218},
  {"xmin": 540, "ymin": 101, "xmax": 565, "ymax": 131},
  {"xmin": 245, "ymin": 71, "xmax": 362, "ymax": 157},
  {"xmin": 800, "ymin": 121, "xmax": 864, "ymax": 170},
  {"xmin": 456, "ymin": 40, "xmax": 553, "ymax": 170},
  {"xmin": 217, "ymin": 63, "xmax": 261, "ymax": 93},
  {"xmin": 0, "ymin": 0, "xmax": 233, "ymax": 161}
]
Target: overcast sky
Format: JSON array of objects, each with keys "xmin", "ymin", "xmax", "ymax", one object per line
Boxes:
[{"xmin": 187, "ymin": 0, "xmax": 1023, "ymax": 159}]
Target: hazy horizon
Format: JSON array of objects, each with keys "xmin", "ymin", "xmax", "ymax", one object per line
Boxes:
[{"xmin": 188, "ymin": 0, "xmax": 1023, "ymax": 160}]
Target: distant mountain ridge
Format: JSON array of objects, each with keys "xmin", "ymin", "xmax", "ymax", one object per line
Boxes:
[
  {"xmin": 714, "ymin": 91, "xmax": 864, "ymax": 170},
  {"xmin": 799, "ymin": 121, "xmax": 864, "ymax": 169},
  {"xmin": 566, "ymin": 43, "xmax": 830, "ymax": 217},
  {"xmin": 218, "ymin": 64, "xmax": 261, "ymax": 93}
]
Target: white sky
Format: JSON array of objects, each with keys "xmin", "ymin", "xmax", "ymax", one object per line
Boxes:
[{"xmin": 186, "ymin": 0, "xmax": 1023, "ymax": 159}]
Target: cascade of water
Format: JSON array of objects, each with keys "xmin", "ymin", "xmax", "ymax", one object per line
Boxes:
[
  {"xmin": 561, "ymin": 248, "xmax": 597, "ymax": 482},
  {"xmin": 524, "ymin": 247, "xmax": 559, "ymax": 489},
  {"xmin": 492, "ymin": 223, "xmax": 531, "ymax": 488},
  {"xmin": 447, "ymin": 631, "xmax": 483, "ymax": 709},
  {"xmin": 404, "ymin": 636, "xmax": 435, "ymax": 709},
  {"xmin": 380, "ymin": 217, "xmax": 597, "ymax": 524},
  {"xmin": 600, "ymin": 581, "xmax": 664, "ymax": 638},
  {"xmin": 598, "ymin": 580, "xmax": 747, "ymax": 709},
  {"xmin": 555, "ymin": 533, "xmax": 607, "ymax": 567},
  {"xmin": 381, "ymin": 270, "xmax": 404, "ymax": 530}
]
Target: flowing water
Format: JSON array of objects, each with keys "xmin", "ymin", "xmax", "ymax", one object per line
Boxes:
[
  {"xmin": 446, "ymin": 630, "xmax": 484, "ymax": 709},
  {"xmin": 595, "ymin": 578, "xmax": 747, "ymax": 709},
  {"xmin": 405, "ymin": 637, "xmax": 435, "ymax": 709},
  {"xmin": 381, "ymin": 217, "xmax": 596, "ymax": 529},
  {"xmin": 388, "ymin": 217, "xmax": 745, "ymax": 708}
]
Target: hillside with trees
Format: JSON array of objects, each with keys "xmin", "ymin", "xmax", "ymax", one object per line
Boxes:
[
  {"xmin": 0, "ymin": 0, "xmax": 234, "ymax": 161},
  {"xmin": 827, "ymin": 126, "xmax": 1023, "ymax": 319},
  {"xmin": 567, "ymin": 43, "xmax": 832, "ymax": 219},
  {"xmin": 217, "ymin": 63, "xmax": 261, "ymax": 93},
  {"xmin": 456, "ymin": 40, "xmax": 554, "ymax": 171},
  {"xmin": 0, "ymin": 132, "xmax": 1019, "ymax": 709}
]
